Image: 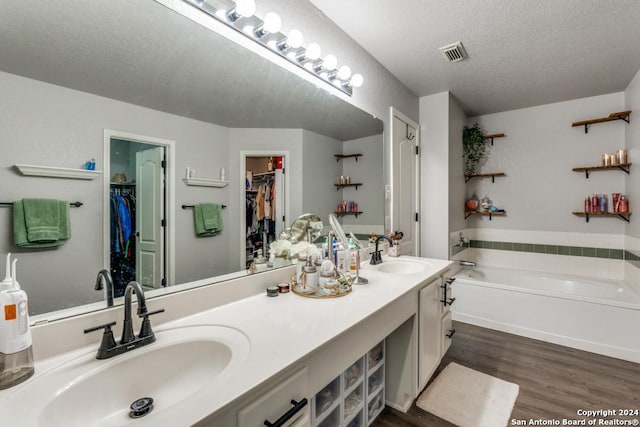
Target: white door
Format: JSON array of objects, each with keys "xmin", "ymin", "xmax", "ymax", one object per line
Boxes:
[
  {"xmin": 392, "ymin": 111, "xmax": 420, "ymax": 256},
  {"xmin": 274, "ymin": 166, "xmax": 285, "ymax": 237},
  {"xmin": 136, "ymin": 147, "xmax": 165, "ymax": 288}
]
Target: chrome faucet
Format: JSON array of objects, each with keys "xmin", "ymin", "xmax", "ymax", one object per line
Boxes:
[
  {"xmin": 457, "ymin": 232, "xmax": 469, "ymax": 247},
  {"xmin": 84, "ymin": 281, "xmax": 164, "ymax": 359},
  {"xmin": 94, "ymin": 269, "xmax": 114, "ymax": 307},
  {"xmin": 370, "ymin": 236, "xmax": 393, "ymax": 265},
  {"xmin": 459, "ymin": 260, "xmax": 476, "ymax": 267}
]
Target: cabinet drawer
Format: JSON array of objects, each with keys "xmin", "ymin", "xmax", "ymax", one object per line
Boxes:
[
  {"xmin": 238, "ymin": 366, "xmax": 309, "ymax": 427},
  {"xmin": 440, "ymin": 312, "xmax": 454, "ymax": 357}
]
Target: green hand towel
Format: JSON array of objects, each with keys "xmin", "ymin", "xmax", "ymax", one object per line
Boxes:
[
  {"xmin": 194, "ymin": 203, "xmax": 223, "ymax": 237},
  {"xmin": 13, "ymin": 199, "xmax": 70, "ymax": 248},
  {"xmin": 24, "ymin": 198, "xmax": 60, "ymax": 242}
]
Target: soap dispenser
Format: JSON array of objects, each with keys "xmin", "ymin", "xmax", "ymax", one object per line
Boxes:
[{"xmin": 0, "ymin": 257, "xmax": 35, "ymax": 390}]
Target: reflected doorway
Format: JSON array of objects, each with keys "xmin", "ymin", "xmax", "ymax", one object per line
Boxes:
[
  {"xmin": 391, "ymin": 108, "xmax": 420, "ymax": 256},
  {"xmin": 104, "ymin": 130, "xmax": 175, "ymax": 297},
  {"xmin": 241, "ymin": 152, "xmax": 288, "ymax": 269}
]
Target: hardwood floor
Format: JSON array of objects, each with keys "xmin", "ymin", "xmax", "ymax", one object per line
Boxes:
[{"xmin": 372, "ymin": 321, "xmax": 640, "ymax": 426}]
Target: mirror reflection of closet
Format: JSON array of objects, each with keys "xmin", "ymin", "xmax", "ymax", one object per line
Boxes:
[
  {"xmin": 109, "ymin": 138, "xmax": 167, "ymax": 297},
  {"xmin": 245, "ymin": 155, "xmax": 286, "ymax": 268}
]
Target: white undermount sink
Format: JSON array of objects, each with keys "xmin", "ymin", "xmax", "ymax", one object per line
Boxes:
[
  {"xmin": 0, "ymin": 325, "xmax": 250, "ymax": 426},
  {"xmin": 375, "ymin": 259, "xmax": 431, "ymax": 275}
]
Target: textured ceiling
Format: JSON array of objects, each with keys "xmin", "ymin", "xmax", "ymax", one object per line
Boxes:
[
  {"xmin": 309, "ymin": 0, "xmax": 640, "ymax": 116},
  {"xmin": 0, "ymin": 0, "xmax": 381, "ymax": 141}
]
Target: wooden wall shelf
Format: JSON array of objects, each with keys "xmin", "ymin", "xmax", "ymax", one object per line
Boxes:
[
  {"xmin": 571, "ymin": 110, "xmax": 631, "ymax": 133},
  {"xmin": 464, "ymin": 172, "xmax": 506, "ymax": 183},
  {"xmin": 483, "ymin": 133, "xmax": 505, "ymax": 145},
  {"xmin": 572, "ymin": 212, "xmax": 631, "ymax": 223},
  {"xmin": 335, "ymin": 154, "xmax": 362, "ymax": 162},
  {"xmin": 464, "ymin": 210, "xmax": 506, "ymax": 221},
  {"xmin": 334, "ymin": 211, "xmax": 363, "ymax": 218},
  {"xmin": 334, "ymin": 183, "xmax": 362, "ymax": 191},
  {"xmin": 572, "ymin": 163, "xmax": 631, "ymax": 178}
]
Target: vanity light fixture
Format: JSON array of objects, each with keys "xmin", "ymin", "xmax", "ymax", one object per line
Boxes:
[
  {"xmin": 182, "ymin": 0, "xmax": 363, "ymax": 96},
  {"xmin": 254, "ymin": 12, "xmax": 281, "ymax": 38},
  {"xmin": 226, "ymin": 0, "xmax": 256, "ymax": 22},
  {"xmin": 277, "ymin": 28, "xmax": 304, "ymax": 52},
  {"xmin": 296, "ymin": 42, "xmax": 321, "ymax": 64},
  {"xmin": 349, "ymin": 74, "xmax": 364, "ymax": 88}
]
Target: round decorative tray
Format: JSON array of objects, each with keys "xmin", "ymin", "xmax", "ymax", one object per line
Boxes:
[{"xmin": 291, "ymin": 272, "xmax": 353, "ymax": 299}]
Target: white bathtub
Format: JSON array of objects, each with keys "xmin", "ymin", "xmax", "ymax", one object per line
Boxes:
[{"xmin": 453, "ymin": 266, "xmax": 640, "ymax": 363}]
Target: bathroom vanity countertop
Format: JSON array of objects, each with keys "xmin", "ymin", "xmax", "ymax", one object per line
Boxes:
[{"xmin": 0, "ymin": 256, "xmax": 451, "ymax": 426}]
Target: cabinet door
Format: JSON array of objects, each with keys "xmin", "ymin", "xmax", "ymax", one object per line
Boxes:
[
  {"xmin": 440, "ymin": 311, "xmax": 454, "ymax": 357},
  {"xmin": 238, "ymin": 366, "xmax": 309, "ymax": 427},
  {"xmin": 418, "ymin": 278, "xmax": 441, "ymax": 391}
]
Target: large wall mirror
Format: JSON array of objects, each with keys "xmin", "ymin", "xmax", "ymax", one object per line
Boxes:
[{"xmin": 0, "ymin": 0, "xmax": 383, "ymax": 322}]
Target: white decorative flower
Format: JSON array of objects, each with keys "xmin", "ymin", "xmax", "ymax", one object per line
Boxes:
[
  {"xmin": 290, "ymin": 241, "xmax": 316, "ymax": 257},
  {"xmin": 269, "ymin": 239, "xmax": 292, "ymax": 257}
]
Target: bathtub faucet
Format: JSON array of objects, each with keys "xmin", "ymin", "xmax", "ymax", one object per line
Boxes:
[{"xmin": 459, "ymin": 260, "xmax": 476, "ymax": 267}]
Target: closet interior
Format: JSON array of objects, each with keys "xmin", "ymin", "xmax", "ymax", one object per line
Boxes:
[{"xmin": 245, "ymin": 156, "xmax": 285, "ymax": 268}]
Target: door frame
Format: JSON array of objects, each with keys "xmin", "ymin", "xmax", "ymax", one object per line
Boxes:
[
  {"xmin": 389, "ymin": 107, "xmax": 421, "ymax": 256},
  {"xmin": 239, "ymin": 150, "xmax": 290, "ymax": 270},
  {"xmin": 103, "ymin": 129, "xmax": 176, "ymax": 287}
]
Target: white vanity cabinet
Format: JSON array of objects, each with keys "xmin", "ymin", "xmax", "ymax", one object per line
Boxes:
[
  {"xmin": 200, "ymin": 366, "xmax": 309, "ymax": 427},
  {"xmin": 418, "ymin": 273, "xmax": 456, "ymax": 391},
  {"xmin": 238, "ymin": 366, "xmax": 310, "ymax": 427},
  {"xmin": 418, "ymin": 278, "xmax": 441, "ymax": 391}
]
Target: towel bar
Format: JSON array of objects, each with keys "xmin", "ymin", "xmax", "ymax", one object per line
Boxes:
[
  {"xmin": 182, "ymin": 204, "xmax": 227, "ymax": 209},
  {"xmin": 1, "ymin": 201, "xmax": 83, "ymax": 207}
]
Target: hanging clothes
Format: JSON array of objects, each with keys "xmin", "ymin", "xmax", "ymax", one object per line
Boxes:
[
  {"xmin": 110, "ymin": 186, "xmax": 136, "ymax": 297},
  {"xmin": 256, "ymin": 184, "xmax": 265, "ymax": 221}
]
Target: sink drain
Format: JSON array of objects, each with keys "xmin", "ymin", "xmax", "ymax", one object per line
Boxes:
[{"xmin": 129, "ymin": 397, "xmax": 154, "ymax": 419}]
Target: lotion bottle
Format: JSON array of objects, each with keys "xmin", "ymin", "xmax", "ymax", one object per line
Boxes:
[{"xmin": 0, "ymin": 257, "xmax": 35, "ymax": 390}]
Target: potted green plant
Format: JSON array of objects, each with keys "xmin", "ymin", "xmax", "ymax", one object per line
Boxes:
[{"xmin": 463, "ymin": 123, "xmax": 488, "ymax": 175}]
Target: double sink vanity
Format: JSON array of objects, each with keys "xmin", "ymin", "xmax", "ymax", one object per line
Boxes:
[{"xmin": 0, "ymin": 256, "xmax": 454, "ymax": 426}]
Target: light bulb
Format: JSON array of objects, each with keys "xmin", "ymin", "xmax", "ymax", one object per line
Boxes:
[
  {"xmin": 349, "ymin": 74, "xmax": 364, "ymax": 88},
  {"xmin": 323, "ymin": 54, "xmax": 338, "ymax": 71},
  {"xmin": 235, "ymin": 0, "xmax": 256, "ymax": 17},
  {"xmin": 287, "ymin": 29, "xmax": 304, "ymax": 49},
  {"xmin": 306, "ymin": 43, "xmax": 321, "ymax": 61},
  {"xmin": 263, "ymin": 12, "xmax": 282, "ymax": 34},
  {"xmin": 337, "ymin": 65, "xmax": 352, "ymax": 81}
]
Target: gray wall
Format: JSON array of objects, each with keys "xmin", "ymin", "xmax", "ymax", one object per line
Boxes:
[
  {"xmin": 625, "ymin": 68, "xmax": 640, "ymax": 279},
  {"xmin": 256, "ymin": 0, "xmax": 420, "ymax": 235},
  {"xmin": 0, "ymin": 71, "xmax": 231, "ymax": 313},
  {"xmin": 228, "ymin": 128, "xmax": 304, "ymax": 270},
  {"xmin": 301, "ymin": 130, "xmax": 342, "ymax": 220},
  {"xmin": 625, "ymin": 70, "xmax": 639, "ymax": 240},
  {"xmin": 469, "ymin": 92, "xmax": 626, "ymax": 233},
  {"xmin": 341, "ymin": 134, "xmax": 384, "ymax": 229}
]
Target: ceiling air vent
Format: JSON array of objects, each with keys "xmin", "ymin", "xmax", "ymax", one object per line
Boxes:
[{"xmin": 439, "ymin": 42, "xmax": 467, "ymax": 62}]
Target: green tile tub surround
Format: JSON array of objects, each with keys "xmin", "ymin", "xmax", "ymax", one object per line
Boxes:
[{"xmin": 467, "ymin": 239, "xmax": 626, "ymax": 260}]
